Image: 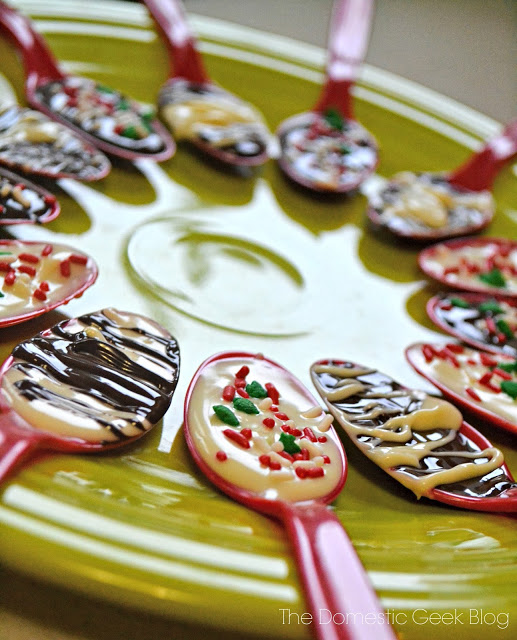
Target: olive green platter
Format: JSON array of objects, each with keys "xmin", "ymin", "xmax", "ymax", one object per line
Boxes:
[{"xmin": 0, "ymin": 2, "xmax": 516, "ymax": 640}]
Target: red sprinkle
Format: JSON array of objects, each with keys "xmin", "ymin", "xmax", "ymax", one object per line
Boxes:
[
  {"xmin": 291, "ymin": 428, "xmax": 302, "ymax": 437},
  {"xmin": 480, "ymin": 353, "xmax": 498, "ymax": 368},
  {"xmin": 259, "ymin": 455, "xmax": 271, "ymax": 467},
  {"xmin": 216, "ymin": 451, "xmax": 227, "ymax": 462},
  {"xmin": 39, "ymin": 281, "xmax": 49, "ymax": 292},
  {"xmin": 269, "ymin": 405, "xmax": 278, "ymax": 412},
  {"xmin": 443, "ymin": 266, "xmax": 459, "ymax": 276},
  {"xmin": 295, "ymin": 467, "xmax": 308, "ymax": 479},
  {"xmin": 237, "ymin": 388, "xmax": 249, "ymax": 398},
  {"xmin": 317, "ymin": 436, "xmax": 327, "ymax": 443},
  {"xmin": 465, "ymin": 387, "xmax": 482, "ymax": 402},
  {"xmin": 18, "ymin": 265, "xmax": 36, "ymax": 277},
  {"xmin": 0, "ymin": 261, "xmax": 12, "ymax": 272},
  {"xmin": 301, "ymin": 448, "xmax": 310, "ymax": 461},
  {"xmin": 262, "ymin": 418, "xmax": 275, "ymax": 429},
  {"xmin": 275, "ymin": 412, "xmax": 289, "ymax": 421},
  {"xmin": 478, "ymin": 372, "xmax": 501, "ymax": 393},
  {"xmin": 278, "ymin": 451, "xmax": 294, "ymax": 463},
  {"xmin": 234, "ymin": 378, "xmax": 246, "ymax": 388},
  {"xmin": 223, "ymin": 428, "xmax": 250, "ymax": 449},
  {"xmin": 33, "ymin": 288, "xmax": 47, "ymax": 301},
  {"xmin": 60, "ymin": 260, "xmax": 71, "ymax": 277},
  {"xmin": 265, "ymin": 382, "xmax": 280, "ymax": 405},
  {"xmin": 19, "ymin": 253, "xmax": 39, "ymax": 264},
  {"xmin": 235, "ymin": 366, "xmax": 250, "ymax": 379},
  {"xmin": 307, "ymin": 467, "xmax": 324, "ymax": 478},
  {"xmin": 41, "ymin": 244, "xmax": 53, "ymax": 256},
  {"xmin": 43, "ymin": 195, "xmax": 56, "ymax": 205},
  {"xmin": 293, "ymin": 453, "xmax": 304, "ymax": 461},
  {"xmin": 303, "ymin": 427, "xmax": 317, "ymax": 442},
  {"xmin": 222, "ymin": 385, "xmax": 235, "ymax": 401},
  {"xmin": 322, "ymin": 455, "xmax": 331, "ymax": 464},
  {"xmin": 241, "ymin": 428, "xmax": 252, "ymax": 440},
  {"xmin": 4, "ymin": 271, "xmax": 15, "ymax": 286},
  {"xmin": 486, "ymin": 318, "xmax": 497, "ymax": 334},
  {"xmin": 467, "ymin": 358, "xmax": 477, "ymax": 365},
  {"xmin": 493, "ymin": 368, "xmax": 513, "ymax": 381},
  {"xmin": 69, "ymin": 253, "xmax": 88, "ymax": 265},
  {"xmin": 446, "ymin": 343, "xmax": 464, "ymax": 354},
  {"xmin": 270, "ymin": 461, "xmax": 281, "ymax": 471}
]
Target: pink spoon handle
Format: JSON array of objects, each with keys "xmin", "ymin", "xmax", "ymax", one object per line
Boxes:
[
  {"xmin": 0, "ymin": 410, "xmax": 43, "ymax": 483},
  {"xmin": 144, "ymin": 0, "xmax": 208, "ymax": 84},
  {"xmin": 315, "ymin": 0, "xmax": 375, "ymax": 118},
  {"xmin": 449, "ymin": 119, "xmax": 517, "ymax": 191},
  {"xmin": 279, "ymin": 501, "xmax": 396, "ymax": 640},
  {"xmin": 0, "ymin": 1, "xmax": 63, "ymax": 91}
]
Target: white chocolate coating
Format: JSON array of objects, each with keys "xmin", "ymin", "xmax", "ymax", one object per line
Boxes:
[{"xmin": 187, "ymin": 356, "xmax": 344, "ymax": 502}]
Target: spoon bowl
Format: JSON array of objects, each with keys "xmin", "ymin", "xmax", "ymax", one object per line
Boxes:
[
  {"xmin": 184, "ymin": 351, "xmax": 396, "ymax": 640},
  {"xmin": 144, "ymin": 0, "xmax": 271, "ymax": 169},
  {"xmin": 0, "ymin": 308, "xmax": 180, "ymax": 482},
  {"xmin": 0, "ymin": 166, "xmax": 59, "ymax": 224},
  {"xmin": 366, "ymin": 119, "xmax": 517, "ymax": 240},
  {"xmin": 0, "ymin": 1, "xmax": 175, "ymax": 162},
  {"xmin": 276, "ymin": 0, "xmax": 378, "ymax": 193}
]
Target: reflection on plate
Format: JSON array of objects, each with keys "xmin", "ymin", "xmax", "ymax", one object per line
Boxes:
[
  {"xmin": 127, "ymin": 214, "xmax": 309, "ymax": 336},
  {"xmin": 0, "ymin": 2, "xmax": 516, "ymax": 640}
]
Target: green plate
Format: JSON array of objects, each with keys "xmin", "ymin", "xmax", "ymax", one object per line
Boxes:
[{"xmin": 1, "ymin": 2, "xmax": 516, "ymax": 639}]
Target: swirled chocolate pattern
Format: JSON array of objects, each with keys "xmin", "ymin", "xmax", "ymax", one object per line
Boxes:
[
  {"xmin": 310, "ymin": 360, "xmax": 515, "ymax": 502},
  {"xmin": 1, "ymin": 308, "xmax": 180, "ymax": 443}
]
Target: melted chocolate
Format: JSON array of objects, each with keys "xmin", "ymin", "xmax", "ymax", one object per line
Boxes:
[
  {"xmin": 0, "ymin": 106, "xmax": 109, "ymax": 180},
  {"xmin": 0, "ymin": 168, "xmax": 54, "ymax": 223},
  {"xmin": 312, "ymin": 362, "xmax": 515, "ymax": 499},
  {"xmin": 433, "ymin": 294, "xmax": 517, "ymax": 357},
  {"xmin": 6, "ymin": 309, "xmax": 180, "ymax": 442}
]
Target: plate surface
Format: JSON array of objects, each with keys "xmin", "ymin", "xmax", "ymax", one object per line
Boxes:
[{"xmin": 0, "ymin": 2, "xmax": 516, "ymax": 640}]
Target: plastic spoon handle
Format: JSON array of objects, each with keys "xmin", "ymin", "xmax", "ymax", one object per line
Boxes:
[
  {"xmin": 144, "ymin": 0, "xmax": 208, "ymax": 83},
  {"xmin": 279, "ymin": 501, "xmax": 396, "ymax": 640},
  {"xmin": 0, "ymin": 410, "xmax": 42, "ymax": 483},
  {"xmin": 449, "ymin": 119, "xmax": 517, "ymax": 191},
  {"xmin": 0, "ymin": 1, "xmax": 63, "ymax": 90},
  {"xmin": 315, "ymin": 0, "xmax": 375, "ymax": 118}
]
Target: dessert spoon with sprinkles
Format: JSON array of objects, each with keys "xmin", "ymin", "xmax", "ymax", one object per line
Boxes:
[
  {"xmin": 144, "ymin": 0, "xmax": 272, "ymax": 168},
  {"xmin": 185, "ymin": 351, "xmax": 397, "ymax": 640},
  {"xmin": 0, "ymin": 1, "xmax": 175, "ymax": 162},
  {"xmin": 0, "ymin": 308, "xmax": 180, "ymax": 483},
  {"xmin": 276, "ymin": 0, "xmax": 378, "ymax": 192},
  {"xmin": 0, "ymin": 166, "xmax": 59, "ymax": 224},
  {"xmin": 366, "ymin": 119, "xmax": 517, "ymax": 240}
]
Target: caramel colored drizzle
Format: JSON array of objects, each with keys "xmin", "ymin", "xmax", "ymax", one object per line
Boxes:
[{"xmin": 311, "ymin": 362, "xmax": 504, "ymax": 498}]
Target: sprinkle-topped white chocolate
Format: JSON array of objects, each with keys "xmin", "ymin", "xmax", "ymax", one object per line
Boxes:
[
  {"xmin": 0, "ymin": 241, "xmax": 96, "ymax": 323},
  {"xmin": 408, "ymin": 343, "xmax": 517, "ymax": 427},
  {"xmin": 186, "ymin": 356, "xmax": 343, "ymax": 502}
]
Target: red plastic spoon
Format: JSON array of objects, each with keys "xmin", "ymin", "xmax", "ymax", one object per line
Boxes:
[
  {"xmin": 184, "ymin": 352, "xmax": 396, "ymax": 640},
  {"xmin": 144, "ymin": 0, "xmax": 271, "ymax": 168},
  {"xmin": 0, "ymin": 239, "xmax": 97, "ymax": 328},
  {"xmin": 0, "ymin": 166, "xmax": 59, "ymax": 224},
  {"xmin": 0, "ymin": 0, "xmax": 175, "ymax": 162},
  {"xmin": 276, "ymin": 0, "xmax": 378, "ymax": 192},
  {"xmin": 311, "ymin": 358, "xmax": 517, "ymax": 513},
  {"xmin": 366, "ymin": 119, "xmax": 517, "ymax": 240},
  {"xmin": 0, "ymin": 308, "xmax": 180, "ymax": 483}
]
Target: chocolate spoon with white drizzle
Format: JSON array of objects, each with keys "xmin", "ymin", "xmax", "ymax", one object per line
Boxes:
[
  {"xmin": 0, "ymin": 308, "xmax": 180, "ymax": 482},
  {"xmin": 311, "ymin": 358, "xmax": 517, "ymax": 512},
  {"xmin": 144, "ymin": 0, "xmax": 271, "ymax": 168},
  {"xmin": 0, "ymin": 1, "xmax": 175, "ymax": 162},
  {"xmin": 0, "ymin": 165, "xmax": 59, "ymax": 224}
]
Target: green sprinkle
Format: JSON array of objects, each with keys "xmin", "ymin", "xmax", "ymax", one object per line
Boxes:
[
  {"xmin": 213, "ymin": 405, "xmax": 239, "ymax": 426},
  {"xmin": 340, "ymin": 145, "xmax": 352, "ymax": 155},
  {"xmin": 233, "ymin": 397, "xmax": 259, "ymax": 414},
  {"xmin": 499, "ymin": 361, "xmax": 517, "ymax": 374},
  {"xmin": 0, "ymin": 251, "xmax": 12, "ymax": 255},
  {"xmin": 279, "ymin": 432, "xmax": 301, "ymax": 455},
  {"xmin": 122, "ymin": 126, "xmax": 139, "ymax": 140},
  {"xmin": 496, "ymin": 319, "xmax": 514, "ymax": 339},
  {"xmin": 500, "ymin": 381, "xmax": 517, "ymax": 400},
  {"xmin": 0, "ymin": 291, "xmax": 4, "ymax": 298},
  {"xmin": 478, "ymin": 269, "xmax": 506, "ymax": 288},
  {"xmin": 478, "ymin": 300, "xmax": 504, "ymax": 314},
  {"xmin": 450, "ymin": 297, "xmax": 471, "ymax": 309},
  {"xmin": 323, "ymin": 108, "xmax": 344, "ymax": 131},
  {"xmin": 96, "ymin": 84, "xmax": 115, "ymax": 94},
  {"xmin": 245, "ymin": 381, "xmax": 268, "ymax": 398},
  {"xmin": 140, "ymin": 110, "xmax": 155, "ymax": 122},
  {"xmin": 117, "ymin": 99, "xmax": 130, "ymax": 111}
]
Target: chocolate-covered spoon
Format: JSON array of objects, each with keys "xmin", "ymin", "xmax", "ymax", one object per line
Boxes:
[
  {"xmin": 276, "ymin": 0, "xmax": 378, "ymax": 192},
  {"xmin": 144, "ymin": 0, "xmax": 271, "ymax": 168},
  {"xmin": 0, "ymin": 308, "xmax": 180, "ymax": 482},
  {"xmin": 0, "ymin": 165, "xmax": 59, "ymax": 224},
  {"xmin": 0, "ymin": 1, "xmax": 175, "ymax": 162},
  {"xmin": 185, "ymin": 352, "xmax": 396, "ymax": 640},
  {"xmin": 366, "ymin": 119, "xmax": 517, "ymax": 240},
  {"xmin": 311, "ymin": 358, "xmax": 517, "ymax": 512}
]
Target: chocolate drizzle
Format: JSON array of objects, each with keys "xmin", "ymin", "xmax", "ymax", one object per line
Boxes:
[
  {"xmin": 4, "ymin": 309, "xmax": 180, "ymax": 442},
  {"xmin": 311, "ymin": 361, "xmax": 515, "ymax": 500}
]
